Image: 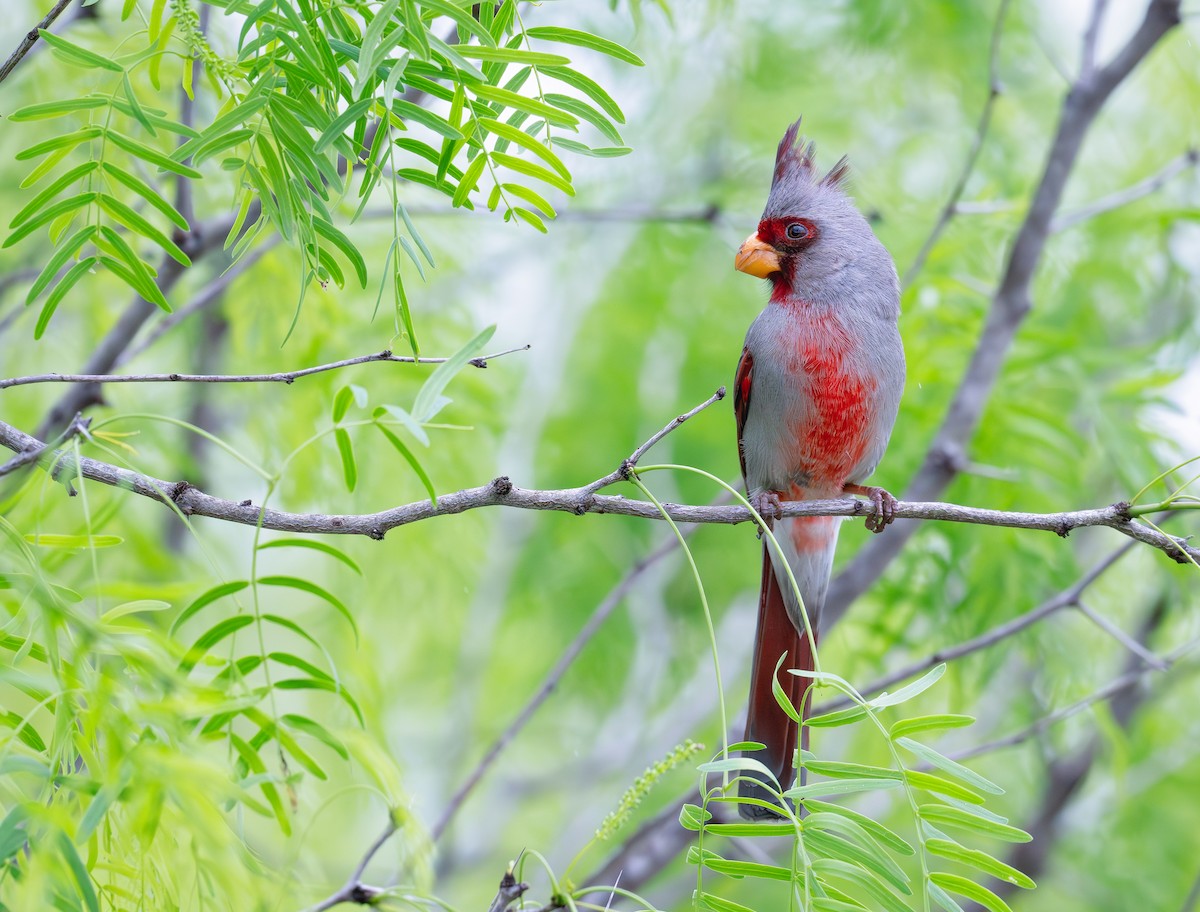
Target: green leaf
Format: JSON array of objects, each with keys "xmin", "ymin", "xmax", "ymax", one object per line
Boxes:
[
  {"xmin": 171, "ymin": 581, "xmax": 249, "ymax": 635},
  {"xmin": 549, "ymin": 137, "xmax": 631, "ymax": 158},
  {"xmin": 803, "ymin": 800, "xmax": 915, "ymax": 855},
  {"xmin": 9, "ymin": 162, "xmax": 99, "ymax": 229},
  {"xmin": 889, "ymin": 714, "xmax": 974, "ymax": 741},
  {"xmin": 38, "ymin": 28, "xmax": 123, "ymax": 72},
  {"xmin": 491, "ymin": 152, "xmax": 574, "ymax": 196},
  {"xmin": 26, "ymin": 225, "xmax": 97, "ymax": 302},
  {"xmin": 456, "ymin": 46, "xmax": 569, "ymax": 66},
  {"xmin": 929, "ymin": 881, "xmax": 969, "ymax": 912},
  {"xmin": 413, "ymin": 324, "xmax": 495, "ymax": 422},
  {"xmin": 0, "ymin": 711, "xmax": 46, "ymax": 752},
  {"xmin": 275, "ymin": 677, "xmax": 364, "ymax": 725},
  {"xmin": 106, "ymin": 129, "xmax": 203, "ymax": 179},
  {"xmin": 392, "ymin": 98, "xmax": 465, "ymax": 139},
  {"xmin": 803, "ymin": 760, "xmax": 903, "ymax": 781},
  {"xmin": 805, "ymin": 829, "xmax": 911, "ymax": 895},
  {"xmin": 812, "ymin": 859, "xmax": 910, "ymax": 912},
  {"xmin": 505, "ymin": 184, "xmax": 555, "ymax": 219},
  {"xmin": 785, "ymin": 778, "xmax": 902, "ymax": 800},
  {"xmin": 375, "ymin": 423, "xmax": 437, "ymax": 503},
  {"xmin": 258, "ymin": 576, "xmax": 358, "ymax": 644},
  {"xmin": 99, "ymin": 253, "xmax": 171, "ymax": 312},
  {"xmin": 0, "ymin": 806, "xmax": 31, "ymax": 863},
  {"xmin": 56, "ymin": 830, "xmax": 100, "ymax": 912},
  {"xmin": 478, "ymin": 117, "xmax": 570, "ymax": 178},
  {"xmin": 314, "ymin": 96, "xmax": 377, "ymax": 153},
  {"xmin": 905, "ymin": 770, "xmax": 984, "ymax": 804},
  {"xmin": 541, "ymin": 65, "xmax": 625, "ymax": 122},
  {"xmin": 805, "ymin": 704, "xmax": 868, "ymax": 728},
  {"xmin": 678, "ymin": 803, "xmax": 712, "ymax": 831},
  {"xmin": 97, "ymin": 194, "xmax": 191, "ymax": 266},
  {"xmin": 929, "ymin": 874, "xmax": 1015, "ymax": 912},
  {"xmin": 686, "ymin": 846, "xmax": 795, "ymax": 883},
  {"xmin": 452, "ymin": 154, "xmax": 488, "ymax": 208},
  {"xmin": 9, "ymin": 96, "xmax": 109, "ymax": 121},
  {"xmin": 896, "ymin": 738, "xmax": 1003, "ymax": 795},
  {"xmin": 24, "ymin": 533, "xmax": 122, "ymax": 548},
  {"xmin": 180, "ymin": 615, "xmax": 256, "ymax": 671},
  {"xmin": 509, "ymin": 206, "xmax": 546, "ymax": 232},
  {"xmin": 696, "ymin": 892, "xmax": 757, "ymax": 912},
  {"xmin": 926, "ymin": 839, "xmax": 1035, "ymax": 889},
  {"xmin": 100, "ymin": 600, "xmax": 171, "ymax": 624},
  {"xmin": 101, "ymin": 162, "xmax": 190, "ymax": 230},
  {"xmin": 473, "ymin": 84, "xmax": 579, "ymax": 128},
  {"xmin": 77, "ymin": 785, "xmax": 118, "ymax": 843},
  {"xmin": 332, "ymin": 386, "xmax": 355, "ymax": 422},
  {"xmin": 524, "ymin": 26, "xmax": 643, "ymax": 66},
  {"xmin": 35, "ymin": 256, "xmax": 95, "ymax": 339},
  {"xmin": 918, "ymin": 804, "xmax": 1031, "ymax": 843},
  {"xmin": 543, "ymin": 93, "xmax": 623, "ymax": 144},
  {"xmin": 313, "ymin": 218, "xmax": 368, "ymax": 287},
  {"xmin": 3, "ymin": 192, "xmax": 97, "ymax": 249},
  {"xmin": 281, "ymin": 713, "xmax": 349, "ymax": 760},
  {"xmin": 335, "ymin": 428, "xmax": 357, "ymax": 492},
  {"xmin": 872, "ymin": 664, "xmax": 946, "ymax": 708}
]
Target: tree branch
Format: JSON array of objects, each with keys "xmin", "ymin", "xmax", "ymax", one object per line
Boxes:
[
  {"xmin": 0, "ymin": 0, "xmax": 74, "ymax": 86},
  {"xmin": 0, "ymin": 411, "xmax": 89, "ymax": 482},
  {"xmin": 0, "ymin": 411, "xmax": 1194, "ymax": 560},
  {"xmin": 299, "ymin": 817, "xmax": 397, "ymax": 912},
  {"xmin": 824, "ymin": 0, "xmax": 1183, "ymax": 628},
  {"xmin": 1, "ymin": 346, "xmax": 532, "ymax": 390},
  {"xmin": 815, "ymin": 539, "xmax": 1140, "ymax": 715},
  {"xmin": 1051, "ymin": 147, "xmax": 1199, "ymax": 232}
]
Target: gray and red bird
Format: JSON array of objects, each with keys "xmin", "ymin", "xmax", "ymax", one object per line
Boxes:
[{"xmin": 733, "ymin": 119, "xmax": 904, "ymax": 818}]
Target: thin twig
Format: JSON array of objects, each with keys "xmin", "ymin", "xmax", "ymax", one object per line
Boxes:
[
  {"xmin": 299, "ymin": 817, "xmax": 397, "ymax": 912},
  {"xmin": 815, "ymin": 540, "xmax": 1138, "ymax": 714},
  {"xmin": 1051, "ymin": 148, "xmax": 1199, "ymax": 232},
  {"xmin": 1074, "ymin": 598, "xmax": 1169, "ymax": 670},
  {"xmin": 119, "ymin": 238, "xmax": 281, "ymax": 365},
  {"xmin": 1081, "ymin": 0, "xmax": 1111, "ymax": 78},
  {"xmin": 486, "ymin": 870, "xmax": 529, "ymax": 912},
  {"xmin": 901, "ymin": 0, "xmax": 1011, "ymax": 288},
  {"xmin": 0, "ymin": 411, "xmax": 1195, "ymax": 561},
  {"xmin": 1, "ymin": 345, "xmax": 532, "ymax": 390},
  {"xmin": 0, "ymin": 0, "xmax": 74, "ymax": 86},
  {"xmin": 0, "ymin": 412, "xmax": 89, "ymax": 481},
  {"xmin": 949, "ymin": 634, "xmax": 1200, "ymax": 763}
]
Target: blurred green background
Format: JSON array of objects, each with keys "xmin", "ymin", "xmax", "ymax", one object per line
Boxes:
[{"xmin": 0, "ymin": 1, "xmax": 1198, "ymax": 910}]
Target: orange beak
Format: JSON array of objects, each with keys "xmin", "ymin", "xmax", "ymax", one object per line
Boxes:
[{"xmin": 734, "ymin": 233, "xmax": 781, "ymax": 279}]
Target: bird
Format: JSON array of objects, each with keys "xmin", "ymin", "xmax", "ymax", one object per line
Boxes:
[{"xmin": 732, "ymin": 118, "xmax": 905, "ymax": 819}]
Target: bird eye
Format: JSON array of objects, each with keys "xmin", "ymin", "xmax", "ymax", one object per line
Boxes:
[{"xmin": 786, "ymin": 222, "xmax": 809, "ymax": 240}]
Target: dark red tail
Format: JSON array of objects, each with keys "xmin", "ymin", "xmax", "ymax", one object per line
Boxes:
[{"xmin": 739, "ymin": 545, "xmax": 815, "ymax": 819}]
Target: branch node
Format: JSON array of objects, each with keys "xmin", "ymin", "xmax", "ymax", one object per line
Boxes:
[
  {"xmin": 170, "ymin": 481, "xmax": 193, "ymax": 513},
  {"xmin": 618, "ymin": 458, "xmax": 635, "ymax": 481},
  {"xmin": 169, "ymin": 373, "xmax": 181, "ymax": 381},
  {"xmin": 469, "ymin": 357, "xmax": 488, "ymax": 368},
  {"xmin": 1113, "ymin": 500, "xmax": 1132, "ymax": 520},
  {"xmin": 1056, "ymin": 520, "xmax": 1072, "ymax": 538},
  {"xmin": 715, "ymin": 385, "xmax": 727, "ymax": 400},
  {"xmin": 368, "ymin": 527, "xmax": 384, "ymax": 541},
  {"xmin": 349, "ymin": 884, "xmax": 382, "ymax": 904},
  {"xmin": 380, "ymin": 349, "xmax": 392, "ymax": 358},
  {"xmin": 239, "ymin": 499, "xmax": 252, "ymax": 507},
  {"xmin": 491, "ymin": 475, "xmax": 513, "ymax": 496}
]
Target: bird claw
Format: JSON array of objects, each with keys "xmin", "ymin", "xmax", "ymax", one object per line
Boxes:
[
  {"xmin": 749, "ymin": 490, "xmax": 784, "ymax": 534},
  {"xmin": 846, "ymin": 484, "xmax": 896, "ymax": 533}
]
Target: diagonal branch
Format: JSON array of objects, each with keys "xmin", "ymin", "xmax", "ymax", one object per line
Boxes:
[
  {"xmin": 824, "ymin": 0, "xmax": 1183, "ymax": 629},
  {"xmin": 1051, "ymin": 148, "xmax": 1199, "ymax": 232},
  {"xmin": 0, "ymin": 0, "xmax": 75, "ymax": 86},
  {"xmin": 299, "ymin": 816, "xmax": 397, "ymax": 912}
]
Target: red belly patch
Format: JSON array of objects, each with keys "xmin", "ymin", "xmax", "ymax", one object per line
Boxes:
[{"xmin": 790, "ymin": 314, "xmax": 873, "ymax": 488}]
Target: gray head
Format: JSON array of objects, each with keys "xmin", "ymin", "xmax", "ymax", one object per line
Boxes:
[{"xmin": 735, "ymin": 118, "xmax": 898, "ymax": 311}]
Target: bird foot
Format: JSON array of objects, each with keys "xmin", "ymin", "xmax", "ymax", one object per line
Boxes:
[
  {"xmin": 749, "ymin": 490, "xmax": 784, "ymax": 534},
  {"xmin": 844, "ymin": 484, "xmax": 897, "ymax": 533}
]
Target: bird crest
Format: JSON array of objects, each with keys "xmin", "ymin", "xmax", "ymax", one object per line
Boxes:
[{"xmin": 772, "ymin": 117, "xmax": 850, "ymax": 191}]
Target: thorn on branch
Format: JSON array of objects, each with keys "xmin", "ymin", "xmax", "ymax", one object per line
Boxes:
[{"xmin": 487, "ymin": 869, "xmax": 529, "ymax": 912}]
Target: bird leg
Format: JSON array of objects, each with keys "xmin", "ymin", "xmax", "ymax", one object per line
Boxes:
[
  {"xmin": 844, "ymin": 483, "xmax": 897, "ymax": 533},
  {"xmin": 749, "ymin": 489, "xmax": 784, "ymax": 534}
]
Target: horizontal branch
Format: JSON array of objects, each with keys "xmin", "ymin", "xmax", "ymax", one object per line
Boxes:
[
  {"xmin": 0, "ymin": 414, "xmax": 1194, "ymax": 563},
  {"xmin": 0, "ymin": 345, "xmax": 531, "ymax": 390}
]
